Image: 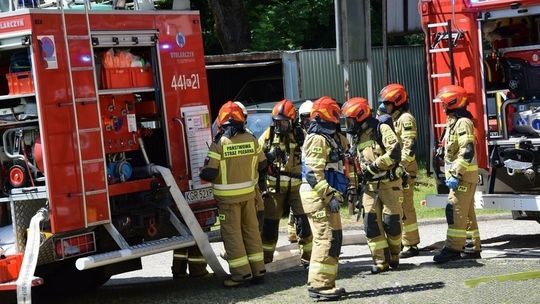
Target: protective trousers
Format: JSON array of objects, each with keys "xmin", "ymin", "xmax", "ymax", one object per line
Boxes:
[
  {"xmin": 363, "ymin": 182, "xmax": 403, "ymax": 266},
  {"xmin": 287, "ymin": 211, "xmax": 297, "ymax": 242},
  {"xmin": 445, "ymin": 181, "xmax": 481, "ymax": 251},
  {"xmin": 172, "ymin": 246, "xmax": 208, "ymax": 277},
  {"xmin": 219, "ymin": 198, "xmax": 265, "ymax": 282},
  {"xmin": 262, "ymin": 185, "xmax": 312, "ymax": 263},
  {"xmin": 401, "ymin": 177, "xmax": 420, "ymax": 246},
  {"xmin": 307, "ymin": 208, "xmax": 342, "ymax": 290}
]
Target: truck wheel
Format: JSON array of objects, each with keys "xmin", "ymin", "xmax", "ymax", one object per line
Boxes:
[{"xmin": 34, "ymin": 262, "xmax": 110, "ymax": 295}]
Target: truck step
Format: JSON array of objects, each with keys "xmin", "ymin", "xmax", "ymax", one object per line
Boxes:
[
  {"xmin": 75, "ymin": 230, "xmax": 221, "ymax": 270},
  {"xmin": 0, "ymin": 277, "xmax": 43, "ymax": 292}
]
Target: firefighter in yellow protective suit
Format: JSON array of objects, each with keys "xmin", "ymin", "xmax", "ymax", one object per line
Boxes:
[
  {"xmin": 259, "ymin": 99, "xmax": 312, "ymax": 265},
  {"xmin": 379, "ymin": 84, "xmax": 421, "ymax": 259},
  {"xmin": 342, "ymin": 97, "xmax": 403, "ymax": 274},
  {"xmin": 433, "ymin": 85, "xmax": 482, "ymax": 263},
  {"xmin": 301, "ymin": 96, "xmax": 346, "ymax": 301},
  {"xmin": 234, "ymin": 101, "xmax": 266, "ymax": 232},
  {"xmin": 171, "ymin": 246, "xmax": 210, "ymax": 278},
  {"xmin": 199, "ymin": 101, "xmax": 266, "ymax": 287}
]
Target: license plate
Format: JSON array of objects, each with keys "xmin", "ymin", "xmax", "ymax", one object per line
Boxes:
[{"xmin": 185, "ymin": 187, "xmax": 213, "ymax": 203}]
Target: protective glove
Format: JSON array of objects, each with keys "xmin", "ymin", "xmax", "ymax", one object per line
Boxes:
[
  {"xmin": 328, "ymin": 196, "xmax": 343, "ymax": 213},
  {"xmin": 445, "ymin": 176, "xmax": 459, "ymax": 191},
  {"xmin": 361, "ymin": 163, "xmax": 379, "ymax": 181}
]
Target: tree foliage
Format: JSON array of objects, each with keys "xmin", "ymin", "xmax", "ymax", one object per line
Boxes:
[{"xmin": 160, "ymin": 0, "xmax": 421, "ymax": 55}]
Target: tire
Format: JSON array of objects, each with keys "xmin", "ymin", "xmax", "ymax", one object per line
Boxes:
[{"xmin": 34, "ymin": 261, "xmax": 110, "ymax": 296}]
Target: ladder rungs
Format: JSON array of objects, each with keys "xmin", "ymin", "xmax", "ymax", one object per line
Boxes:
[
  {"xmin": 431, "ymin": 73, "xmax": 451, "ymax": 78},
  {"xmin": 79, "ymin": 127, "xmax": 101, "ymax": 133},
  {"xmin": 429, "ymin": 48, "xmax": 450, "ymax": 53},
  {"xmin": 428, "ymin": 22, "xmax": 448, "ymax": 28},
  {"xmin": 82, "ymin": 159, "xmax": 105, "ymax": 165},
  {"xmin": 71, "ymin": 66, "xmax": 94, "ymax": 72},
  {"xmin": 85, "ymin": 189, "xmax": 107, "ymax": 196},
  {"xmin": 68, "ymin": 35, "xmax": 90, "ymax": 40},
  {"xmin": 75, "ymin": 97, "xmax": 97, "ymax": 103}
]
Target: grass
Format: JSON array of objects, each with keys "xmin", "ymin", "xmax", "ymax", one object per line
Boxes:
[{"xmin": 279, "ymin": 160, "xmax": 508, "ymax": 228}]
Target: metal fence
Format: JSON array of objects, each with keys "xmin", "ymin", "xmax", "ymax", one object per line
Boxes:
[{"xmin": 289, "ymin": 46, "xmax": 429, "ymax": 158}]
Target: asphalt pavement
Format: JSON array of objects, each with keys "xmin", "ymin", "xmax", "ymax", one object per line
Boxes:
[{"xmin": 39, "ymin": 214, "xmax": 540, "ymax": 303}]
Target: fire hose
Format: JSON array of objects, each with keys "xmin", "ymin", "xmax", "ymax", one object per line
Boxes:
[{"xmin": 16, "ymin": 208, "xmax": 49, "ymax": 304}]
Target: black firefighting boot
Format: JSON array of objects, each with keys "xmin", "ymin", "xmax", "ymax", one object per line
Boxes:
[
  {"xmin": 460, "ymin": 251, "xmax": 482, "ymax": 259},
  {"xmin": 389, "ymin": 255, "xmax": 399, "ymax": 270},
  {"xmin": 308, "ymin": 287, "xmax": 346, "ymax": 301},
  {"xmin": 433, "ymin": 247, "xmax": 461, "ymax": 264},
  {"xmin": 223, "ymin": 277, "xmax": 251, "ymax": 288},
  {"xmin": 399, "ymin": 245, "xmax": 420, "ymax": 259},
  {"xmin": 370, "ymin": 263, "xmax": 389, "ymax": 274}
]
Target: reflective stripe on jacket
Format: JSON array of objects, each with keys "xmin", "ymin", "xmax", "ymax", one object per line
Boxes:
[{"xmin": 204, "ymin": 132, "xmax": 265, "ymax": 202}]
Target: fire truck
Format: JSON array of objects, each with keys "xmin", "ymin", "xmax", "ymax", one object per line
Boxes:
[
  {"xmin": 0, "ymin": 4, "xmax": 224, "ymax": 301},
  {"xmin": 421, "ymin": 0, "xmax": 540, "ymax": 222}
]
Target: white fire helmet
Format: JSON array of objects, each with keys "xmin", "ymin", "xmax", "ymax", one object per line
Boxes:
[
  {"xmin": 298, "ymin": 99, "xmax": 313, "ymax": 116},
  {"xmin": 234, "ymin": 101, "xmax": 248, "ymax": 118}
]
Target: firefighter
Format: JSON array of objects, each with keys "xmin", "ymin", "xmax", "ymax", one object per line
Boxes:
[
  {"xmin": 341, "ymin": 97, "xmax": 403, "ymax": 274},
  {"xmin": 199, "ymin": 101, "xmax": 266, "ymax": 287},
  {"xmin": 171, "ymin": 246, "xmax": 211, "ymax": 278},
  {"xmin": 379, "ymin": 84, "xmax": 421, "ymax": 259},
  {"xmin": 283, "ymin": 99, "xmax": 314, "ymax": 244},
  {"xmin": 301, "ymin": 96, "xmax": 346, "ymax": 300},
  {"xmin": 234, "ymin": 101, "xmax": 266, "ymax": 232},
  {"xmin": 433, "ymin": 85, "xmax": 481, "ymax": 263},
  {"xmin": 259, "ymin": 99, "xmax": 312, "ymax": 265}
]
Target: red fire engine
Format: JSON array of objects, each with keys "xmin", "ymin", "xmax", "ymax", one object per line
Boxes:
[
  {"xmin": 0, "ymin": 4, "xmax": 223, "ymax": 301},
  {"xmin": 421, "ymin": 0, "xmax": 540, "ymax": 221}
]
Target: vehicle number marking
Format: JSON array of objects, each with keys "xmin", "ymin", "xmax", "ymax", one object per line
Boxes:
[
  {"xmin": 172, "ymin": 74, "xmax": 200, "ymax": 90},
  {"xmin": 185, "ymin": 187, "xmax": 213, "ymax": 203}
]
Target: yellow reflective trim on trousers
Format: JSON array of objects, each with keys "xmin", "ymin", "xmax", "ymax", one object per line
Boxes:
[
  {"xmin": 309, "ymin": 262, "xmax": 338, "ymax": 275},
  {"xmin": 403, "ymin": 223, "xmax": 418, "ymax": 233},
  {"xmin": 357, "ymin": 140, "xmax": 374, "ymax": 151},
  {"xmin": 228, "ymin": 256, "xmax": 249, "ymax": 268},
  {"xmin": 220, "ymin": 160, "xmax": 227, "ymax": 184},
  {"xmin": 467, "ymin": 229, "xmax": 480, "ymax": 238},
  {"xmin": 313, "ymin": 180, "xmax": 329, "ymax": 193},
  {"xmin": 248, "ymin": 252, "xmax": 264, "ymax": 263},
  {"xmin": 447, "ymin": 228, "xmax": 467, "ymax": 238},
  {"xmin": 262, "ymin": 243, "xmax": 276, "ymax": 251},
  {"xmin": 387, "ymin": 237, "xmax": 402, "ymax": 246},
  {"xmin": 188, "ymin": 257, "xmax": 207, "ymax": 263},
  {"xmin": 300, "ymin": 241, "xmax": 313, "ymax": 252},
  {"xmin": 368, "ymin": 239, "xmax": 389, "ymax": 251},
  {"xmin": 212, "ymin": 185, "xmax": 255, "ymax": 196},
  {"xmin": 208, "ymin": 151, "xmax": 221, "ymax": 160},
  {"xmin": 173, "ymin": 254, "xmax": 188, "ymax": 259}
]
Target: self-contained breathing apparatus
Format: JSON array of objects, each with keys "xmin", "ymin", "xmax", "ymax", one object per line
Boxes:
[
  {"xmin": 263, "ymin": 122, "xmax": 304, "ymax": 195},
  {"xmin": 350, "ymin": 118, "xmax": 404, "ymax": 221}
]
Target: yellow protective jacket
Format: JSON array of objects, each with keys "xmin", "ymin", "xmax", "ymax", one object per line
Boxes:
[
  {"xmin": 259, "ymin": 127, "xmax": 302, "ymax": 189},
  {"xmin": 356, "ymin": 122, "xmax": 401, "ymax": 189},
  {"xmin": 394, "ymin": 111, "xmax": 418, "ymax": 176},
  {"xmin": 300, "ymin": 133, "xmax": 346, "ymax": 213},
  {"xmin": 444, "ymin": 115, "xmax": 478, "ymax": 184},
  {"xmin": 202, "ymin": 132, "xmax": 266, "ymax": 203}
]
